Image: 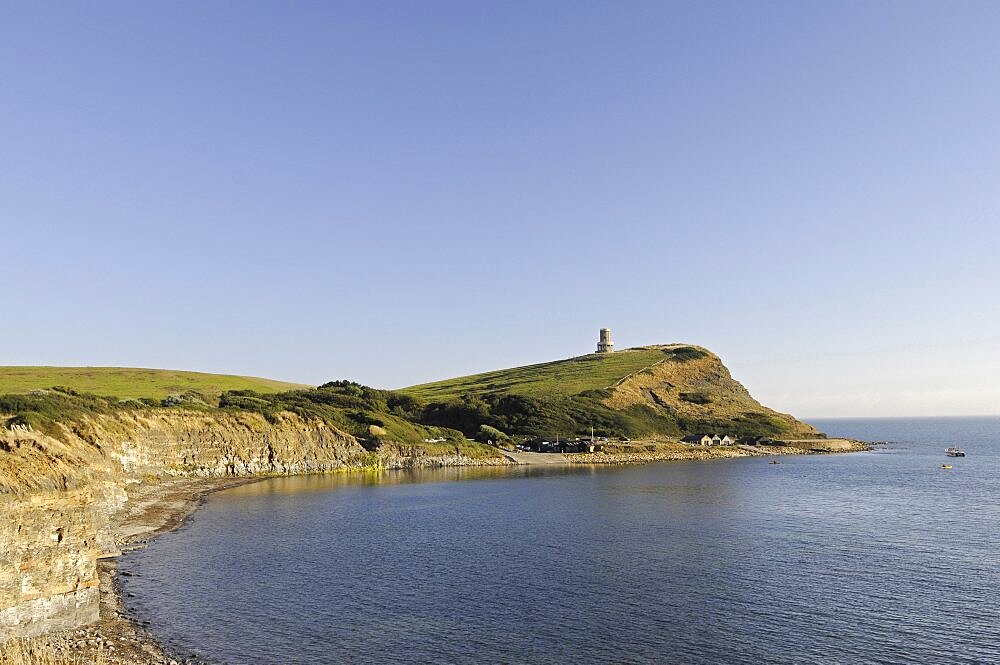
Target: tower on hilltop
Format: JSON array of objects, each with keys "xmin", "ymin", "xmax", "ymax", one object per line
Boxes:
[{"xmin": 597, "ymin": 328, "xmax": 614, "ymax": 353}]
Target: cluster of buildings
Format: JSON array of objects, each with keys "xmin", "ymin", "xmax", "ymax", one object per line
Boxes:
[
  {"xmin": 520, "ymin": 433, "xmax": 775, "ymax": 453},
  {"xmin": 681, "ymin": 434, "xmax": 775, "ymax": 446},
  {"xmin": 511, "ymin": 432, "xmax": 777, "ymax": 454},
  {"xmin": 682, "ymin": 434, "xmax": 734, "ymax": 446}
]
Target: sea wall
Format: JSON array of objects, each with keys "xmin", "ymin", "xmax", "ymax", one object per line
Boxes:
[{"xmin": 0, "ymin": 410, "xmax": 507, "ymax": 638}]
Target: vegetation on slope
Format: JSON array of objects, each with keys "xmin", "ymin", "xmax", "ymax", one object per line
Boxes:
[
  {"xmin": 419, "ymin": 391, "xmax": 684, "ymax": 440},
  {"xmin": 0, "ymin": 344, "xmax": 815, "ymax": 452},
  {"xmin": 0, "ymin": 383, "xmax": 490, "ymax": 459},
  {"xmin": 0, "ymin": 367, "xmax": 307, "ymax": 401},
  {"xmin": 216, "ymin": 381, "xmax": 481, "ymax": 454},
  {"xmin": 405, "ymin": 347, "xmax": 694, "ymax": 400},
  {"xmin": 403, "ymin": 344, "xmax": 815, "ymax": 441},
  {"xmin": 0, "ymin": 389, "xmax": 127, "ymax": 441}
]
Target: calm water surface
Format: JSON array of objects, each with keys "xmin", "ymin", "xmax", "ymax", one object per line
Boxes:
[{"xmin": 121, "ymin": 417, "xmax": 1000, "ymax": 664}]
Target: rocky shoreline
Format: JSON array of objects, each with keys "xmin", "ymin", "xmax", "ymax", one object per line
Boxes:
[
  {"xmin": 570, "ymin": 438, "xmax": 870, "ymax": 465},
  {"xmin": 6, "ymin": 478, "xmax": 256, "ymax": 664},
  {"xmin": 5, "ymin": 440, "xmax": 871, "ymax": 664}
]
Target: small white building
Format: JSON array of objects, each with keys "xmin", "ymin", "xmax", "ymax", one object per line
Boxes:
[
  {"xmin": 681, "ymin": 434, "xmax": 714, "ymax": 445},
  {"xmin": 682, "ymin": 433, "xmax": 735, "ymax": 446},
  {"xmin": 681, "ymin": 434, "xmax": 736, "ymax": 446}
]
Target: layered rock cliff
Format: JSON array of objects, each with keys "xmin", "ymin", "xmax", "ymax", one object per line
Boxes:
[{"xmin": 0, "ymin": 410, "xmax": 507, "ymax": 638}]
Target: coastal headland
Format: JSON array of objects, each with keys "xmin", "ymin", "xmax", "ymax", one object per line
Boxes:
[{"xmin": 0, "ymin": 345, "xmax": 868, "ymax": 662}]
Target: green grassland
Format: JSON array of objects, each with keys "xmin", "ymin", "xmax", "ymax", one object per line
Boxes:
[
  {"xmin": 0, "ymin": 343, "xmax": 802, "ymax": 448},
  {"xmin": 0, "ymin": 366, "xmax": 308, "ymax": 401},
  {"xmin": 402, "ymin": 347, "xmax": 674, "ymax": 401}
]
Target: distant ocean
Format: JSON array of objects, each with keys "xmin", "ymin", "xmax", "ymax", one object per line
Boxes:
[{"xmin": 121, "ymin": 417, "xmax": 1000, "ymax": 664}]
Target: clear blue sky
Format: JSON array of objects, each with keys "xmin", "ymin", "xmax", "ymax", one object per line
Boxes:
[{"xmin": 3, "ymin": 1, "xmax": 999, "ymax": 417}]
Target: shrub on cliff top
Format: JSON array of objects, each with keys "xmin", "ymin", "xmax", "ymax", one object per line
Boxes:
[
  {"xmin": 162, "ymin": 391, "xmax": 211, "ymax": 407},
  {"xmin": 665, "ymin": 346, "xmax": 708, "ymax": 362},
  {"xmin": 0, "ymin": 391, "xmax": 118, "ymax": 441}
]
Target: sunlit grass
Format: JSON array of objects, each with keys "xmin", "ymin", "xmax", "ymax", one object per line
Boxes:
[
  {"xmin": 0, "ymin": 366, "xmax": 307, "ymax": 402},
  {"xmin": 402, "ymin": 347, "xmax": 683, "ymax": 400}
]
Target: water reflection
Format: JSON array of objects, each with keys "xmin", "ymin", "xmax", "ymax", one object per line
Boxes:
[
  {"xmin": 222, "ymin": 464, "xmax": 592, "ymax": 497},
  {"xmin": 121, "ymin": 418, "xmax": 1000, "ymax": 665}
]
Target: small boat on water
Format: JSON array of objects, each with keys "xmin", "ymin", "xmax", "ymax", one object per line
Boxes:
[
  {"xmin": 942, "ymin": 464, "xmax": 953, "ymax": 469},
  {"xmin": 768, "ymin": 460, "xmax": 782, "ymax": 464},
  {"xmin": 945, "ymin": 447, "xmax": 966, "ymax": 457}
]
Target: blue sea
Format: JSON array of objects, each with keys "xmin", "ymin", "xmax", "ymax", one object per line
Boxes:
[{"xmin": 120, "ymin": 417, "xmax": 1000, "ymax": 664}]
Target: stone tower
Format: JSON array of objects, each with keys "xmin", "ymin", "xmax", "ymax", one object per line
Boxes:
[{"xmin": 597, "ymin": 328, "xmax": 614, "ymax": 353}]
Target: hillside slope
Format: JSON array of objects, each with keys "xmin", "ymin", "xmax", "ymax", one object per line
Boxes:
[
  {"xmin": 603, "ymin": 345, "xmax": 817, "ymax": 437},
  {"xmin": 405, "ymin": 347, "xmax": 671, "ymax": 400},
  {"xmin": 0, "ymin": 367, "xmax": 308, "ymax": 401},
  {"xmin": 404, "ymin": 344, "xmax": 819, "ymax": 439}
]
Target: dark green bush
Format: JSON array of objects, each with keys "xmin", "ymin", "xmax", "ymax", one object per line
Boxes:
[
  {"xmin": 478, "ymin": 424, "xmax": 510, "ymax": 443},
  {"xmin": 666, "ymin": 347, "xmax": 708, "ymax": 362}
]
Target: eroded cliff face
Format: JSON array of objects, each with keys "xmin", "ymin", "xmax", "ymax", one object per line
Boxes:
[
  {"xmin": 94, "ymin": 410, "xmax": 371, "ymax": 479},
  {"xmin": 0, "ymin": 410, "xmax": 507, "ymax": 638},
  {"xmin": 606, "ymin": 346, "xmax": 819, "ymax": 437},
  {"xmin": 0, "ymin": 485, "xmax": 124, "ymax": 637}
]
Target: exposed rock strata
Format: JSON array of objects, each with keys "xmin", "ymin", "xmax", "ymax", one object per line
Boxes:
[
  {"xmin": 0, "ymin": 410, "xmax": 509, "ymax": 638},
  {"xmin": 606, "ymin": 346, "xmax": 820, "ymax": 437}
]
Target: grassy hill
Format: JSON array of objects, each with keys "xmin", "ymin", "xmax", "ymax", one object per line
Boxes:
[
  {"xmin": 403, "ymin": 345, "xmax": 819, "ymax": 440},
  {"xmin": 404, "ymin": 347, "xmax": 676, "ymax": 400},
  {"xmin": 0, "ymin": 366, "xmax": 308, "ymax": 401}
]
